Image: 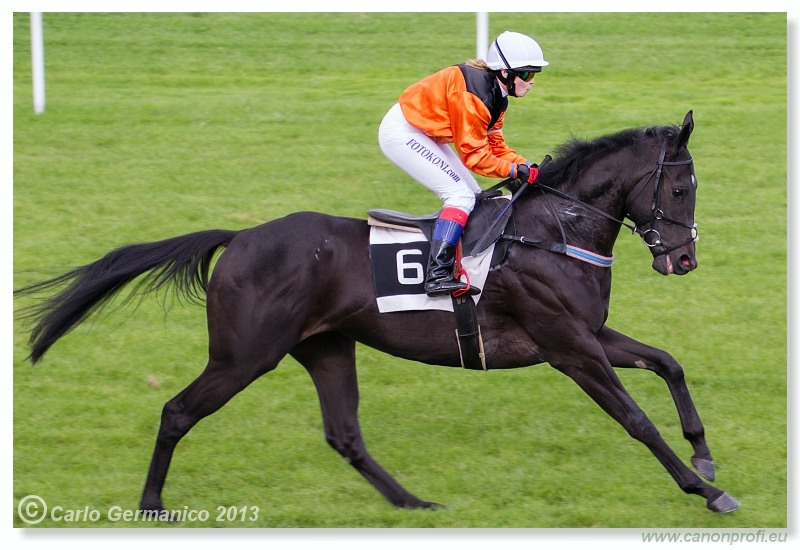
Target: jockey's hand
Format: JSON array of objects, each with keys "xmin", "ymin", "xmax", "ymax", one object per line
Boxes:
[{"xmin": 515, "ymin": 163, "xmax": 539, "ymax": 185}]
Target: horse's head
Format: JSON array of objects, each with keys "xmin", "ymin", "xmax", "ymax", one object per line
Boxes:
[{"xmin": 626, "ymin": 111, "xmax": 699, "ymax": 276}]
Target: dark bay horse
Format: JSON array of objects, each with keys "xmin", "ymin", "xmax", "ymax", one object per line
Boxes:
[{"xmin": 15, "ymin": 111, "xmax": 739, "ymax": 514}]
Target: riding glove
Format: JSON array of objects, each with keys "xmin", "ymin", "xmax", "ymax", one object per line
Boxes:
[{"xmin": 513, "ymin": 162, "xmax": 540, "ymax": 185}]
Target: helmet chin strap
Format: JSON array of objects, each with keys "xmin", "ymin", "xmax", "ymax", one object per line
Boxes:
[
  {"xmin": 501, "ymin": 71, "xmax": 519, "ymax": 97},
  {"xmin": 493, "ymin": 38, "xmax": 519, "ymax": 97}
]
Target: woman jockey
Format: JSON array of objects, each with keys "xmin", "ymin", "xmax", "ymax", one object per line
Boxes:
[{"xmin": 378, "ymin": 31, "xmax": 548, "ymax": 297}]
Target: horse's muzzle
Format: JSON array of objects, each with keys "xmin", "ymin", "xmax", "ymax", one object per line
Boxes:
[{"xmin": 653, "ymin": 245, "xmax": 698, "ymax": 276}]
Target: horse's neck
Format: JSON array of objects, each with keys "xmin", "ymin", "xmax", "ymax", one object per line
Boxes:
[{"xmin": 521, "ymin": 151, "xmax": 650, "ymax": 257}]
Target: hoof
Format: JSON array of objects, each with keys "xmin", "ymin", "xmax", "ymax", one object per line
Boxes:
[
  {"xmin": 400, "ymin": 499, "xmax": 447, "ymax": 510},
  {"xmin": 707, "ymin": 492, "xmax": 739, "ymax": 513},
  {"xmin": 692, "ymin": 457, "xmax": 715, "ymax": 481}
]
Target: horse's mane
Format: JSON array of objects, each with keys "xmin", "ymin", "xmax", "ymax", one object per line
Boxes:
[{"xmin": 533, "ymin": 124, "xmax": 681, "ymax": 191}]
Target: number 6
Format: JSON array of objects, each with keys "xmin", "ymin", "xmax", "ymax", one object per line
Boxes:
[{"xmin": 396, "ymin": 249, "xmax": 424, "ymax": 285}]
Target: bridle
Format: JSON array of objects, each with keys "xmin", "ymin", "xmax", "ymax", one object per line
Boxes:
[
  {"xmin": 622, "ymin": 141, "xmax": 699, "ymax": 256},
  {"xmin": 534, "ymin": 141, "xmax": 699, "ymax": 258}
]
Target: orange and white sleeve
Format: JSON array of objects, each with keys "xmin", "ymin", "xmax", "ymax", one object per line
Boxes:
[
  {"xmin": 451, "ymin": 94, "xmax": 518, "ymax": 179},
  {"xmin": 487, "ymin": 112, "xmax": 529, "ymax": 166}
]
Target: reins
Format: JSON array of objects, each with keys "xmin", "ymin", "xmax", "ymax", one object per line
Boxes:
[{"xmin": 488, "ymin": 140, "xmax": 699, "ymax": 265}]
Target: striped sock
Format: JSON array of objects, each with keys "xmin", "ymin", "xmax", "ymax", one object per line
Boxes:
[{"xmin": 433, "ymin": 207, "xmax": 468, "ymax": 245}]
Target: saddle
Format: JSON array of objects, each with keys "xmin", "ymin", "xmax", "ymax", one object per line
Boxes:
[
  {"xmin": 367, "ymin": 193, "xmax": 516, "ymax": 371},
  {"xmin": 368, "ymin": 191, "xmax": 515, "ymax": 264}
]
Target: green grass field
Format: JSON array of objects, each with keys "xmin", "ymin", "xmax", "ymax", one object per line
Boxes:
[{"xmin": 12, "ymin": 12, "xmax": 786, "ymax": 530}]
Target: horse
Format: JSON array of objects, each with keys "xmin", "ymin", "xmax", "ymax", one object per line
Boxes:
[{"xmin": 14, "ymin": 111, "xmax": 740, "ymax": 515}]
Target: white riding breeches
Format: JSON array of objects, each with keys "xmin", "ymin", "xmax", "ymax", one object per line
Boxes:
[{"xmin": 378, "ymin": 103, "xmax": 481, "ymax": 215}]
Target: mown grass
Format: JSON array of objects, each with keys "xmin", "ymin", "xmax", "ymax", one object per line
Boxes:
[{"xmin": 12, "ymin": 12, "xmax": 786, "ymax": 529}]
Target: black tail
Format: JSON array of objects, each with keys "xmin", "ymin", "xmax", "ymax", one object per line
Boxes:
[{"xmin": 14, "ymin": 229, "xmax": 240, "ymax": 364}]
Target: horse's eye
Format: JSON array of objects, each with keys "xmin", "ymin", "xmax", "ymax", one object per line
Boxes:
[{"xmin": 672, "ymin": 188, "xmax": 686, "ymax": 200}]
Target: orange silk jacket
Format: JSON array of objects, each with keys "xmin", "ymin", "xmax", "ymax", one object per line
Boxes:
[{"xmin": 398, "ymin": 64, "xmax": 528, "ymax": 179}]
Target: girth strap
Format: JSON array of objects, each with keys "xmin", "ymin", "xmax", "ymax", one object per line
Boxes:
[{"xmin": 451, "ymin": 293, "xmax": 487, "ymax": 370}]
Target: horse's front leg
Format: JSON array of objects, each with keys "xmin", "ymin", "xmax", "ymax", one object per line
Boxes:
[
  {"xmin": 549, "ymin": 341, "xmax": 738, "ymax": 513},
  {"xmin": 597, "ymin": 325, "xmax": 716, "ymax": 481}
]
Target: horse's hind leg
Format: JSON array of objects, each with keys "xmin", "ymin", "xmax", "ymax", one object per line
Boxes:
[
  {"xmin": 139, "ymin": 356, "xmax": 275, "ymax": 513},
  {"xmin": 597, "ymin": 326, "xmax": 716, "ymax": 481},
  {"xmin": 291, "ymin": 332, "xmax": 441, "ymax": 509},
  {"xmin": 140, "ymin": 270, "xmax": 304, "ymax": 512}
]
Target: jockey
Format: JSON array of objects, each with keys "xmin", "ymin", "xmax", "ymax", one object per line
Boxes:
[{"xmin": 378, "ymin": 31, "xmax": 548, "ymax": 297}]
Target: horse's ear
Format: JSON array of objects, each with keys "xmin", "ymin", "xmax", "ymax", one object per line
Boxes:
[{"xmin": 675, "ymin": 110, "xmax": 694, "ymax": 152}]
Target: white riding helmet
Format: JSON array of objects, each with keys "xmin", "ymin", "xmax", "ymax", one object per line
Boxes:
[{"xmin": 486, "ymin": 31, "xmax": 549, "ymax": 72}]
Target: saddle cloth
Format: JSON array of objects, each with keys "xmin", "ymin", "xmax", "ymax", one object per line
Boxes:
[{"xmin": 368, "ymin": 226, "xmax": 495, "ymax": 313}]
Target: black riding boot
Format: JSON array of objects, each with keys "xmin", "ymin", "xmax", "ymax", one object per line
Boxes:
[{"xmin": 424, "ymin": 240, "xmax": 481, "ymax": 297}]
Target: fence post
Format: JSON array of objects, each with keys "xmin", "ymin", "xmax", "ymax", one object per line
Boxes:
[
  {"xmin": 476, "ymin": 12, "xmax": 489, "ymax": 60},
  {"xmin": 31, "ymin": 12, "xmax": 45, "ymax": 114}
]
